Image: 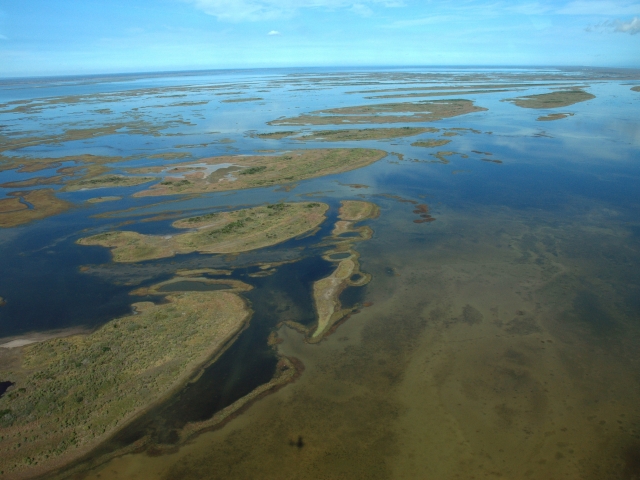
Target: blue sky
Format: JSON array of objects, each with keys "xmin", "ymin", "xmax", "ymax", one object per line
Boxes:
[{"xmin": 0, "ymin": 0, "xmax": 639, "ymax": 77}]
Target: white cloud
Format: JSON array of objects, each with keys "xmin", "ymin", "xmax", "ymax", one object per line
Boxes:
[
  {"xmin": 185, "ymin": 0, "xmax": 402, "ymax": 22},
  {"xmin": 615, "ymin": 15, "xmax": 640, "ymax": 32},
  {"xmin": 267, "ymin": 30, "xmax": 281, "ymax": 35}
]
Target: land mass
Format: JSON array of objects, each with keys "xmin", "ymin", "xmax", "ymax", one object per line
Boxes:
[
  {"xmin": 309, "ymin": 200, "xmax": 379, "ymax": 342},
  {"xmin": 411, "ymin": 139, "xmax": 452, "ymax": 148},
  {"xmin": 0, "ymin": 291, "xmax": 250, "ymax": 479},
  {"xmin": 256, "ymin": 127, "xmax": 438, "ymax": 141},
  {"xmin": 77, "ymin": 202, "xmax": 328, "ymax": 263},
  {"xmin": 268, "ymin": 99, "xmax": 487, "ymax": 125},
  {"xmin": 537, "ymin": 113, "xmax": 575, "ymax": 121},
  {"xmin": 132, "ymin": 148, "xmax": 386, "ymax": 197},
  {"xmin": 0, "ymin": 189, "xmax": 73, "ymax": 228},
  {"xmin": 63, "ymin": 175, "xmax": 156, "ymax": 192},
  {"xmin": 504, "ymin": 90, "xmax": 595, "ymax": 109}
]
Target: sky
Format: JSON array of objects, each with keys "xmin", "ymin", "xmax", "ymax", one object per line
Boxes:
[{"xmin": 0, "ymin": 0, "xmax": 639, "ymax": 77}]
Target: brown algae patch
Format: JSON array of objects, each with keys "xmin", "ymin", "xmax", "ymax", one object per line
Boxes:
[
  {"xmin": 537, "ymin": 112, "xmax": 575, "ymax": 121},
  {"xmin": 504, "ymin": 90, "xmax": 595, "ymax": 109},
  {"xmin": 77, "ymin": 202, "xmax": 329, "ymax": 263},
  {"xmin": 258, "ymin": 127, "xmax": 437, "ymax": 141},
  {"xmin": 133, "ymin": 149, "xmax": 386, "ymax": 197},
  {"xmin": 86, "ymin": 196, "xmax": 122, "ymax": 204},
  {"xmin": 0, "ymin": 189, "xmax": 73, "ymax": 228},
  {"xmin": 0, "ymin": 291, "xmax": 250, "ymax": 480},
  {"xmin": 411, "ymin": 139, "xmax": 451, "ymax": 148},
  {"xmin": 268, "ymin": 99, "xmax": 487, "ymax": 125},
  {"xmin": 63, "ymin": 175, "xmax": 156, "ymax": 192}
]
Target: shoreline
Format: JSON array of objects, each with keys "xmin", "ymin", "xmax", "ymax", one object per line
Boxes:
[{"xmin": 1, "ymin": 293, "xmax": 252, "ymax": 480}]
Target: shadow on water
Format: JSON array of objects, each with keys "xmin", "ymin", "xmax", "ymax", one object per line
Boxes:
[
  {"xmin": 100, "ymin": 254, "xmax": 334, "ymax": 450},
  {"xmin": 0, "ymin": 381, "xmax": 14, "ymax": 399}
]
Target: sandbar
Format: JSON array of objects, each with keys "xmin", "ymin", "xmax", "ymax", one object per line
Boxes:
[
  {"xmin": 132, "ymin": 149, "xmax": 386, "ymax": 197},
  {"xmin": 77, "ymin": 202, "xmax": 329, "ymax": 263},
  {"xmin": 0, "ymin": 291, "xmax": 250, "ymax": 480},
  {"xmin": 504, "ymin": 90, "xmax": 595, "ymax": 109}
]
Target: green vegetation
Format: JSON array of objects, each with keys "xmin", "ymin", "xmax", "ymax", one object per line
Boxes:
[
  {"xmin": 0, "ymin": 291, "xmax": 250, "ymax": 479},
  {"xmin": 504, "ymin": 90, "xmax": 595, "ymax": 109},
  {"xmin": 268, "ymin": 100, "xmax": 487, "ymax": 125},
  {"xmin": 133, "ymin": 148, "xmax": 386, "ymax": 197},
  {"xmin": 63, "ymin": 175, "xmax": 156, "ymax": 192},
  {"xmin": 411, "ymin": 139, "xmax": 451, "ymax": 148},
  {"xmin": 0, "ymin": 189, "xmax": 73, "ymax": 228},
  {"xmin": 257, "ymin": 127, "xmax": 437, "ymax": 142},
  {"xmin": 77, "ymin": 202, "xmax": 329, "ymax": 262}
]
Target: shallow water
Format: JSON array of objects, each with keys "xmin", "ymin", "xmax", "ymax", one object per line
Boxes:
[{"xmin": 1, "ymin": 67, "xmax": 640, "ymax": 479}]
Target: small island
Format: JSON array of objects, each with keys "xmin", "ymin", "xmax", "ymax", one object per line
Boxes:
[
  {"xmin": 133, "ymin": 148, "xmax": 386, "ymax": 197},
  {"xmin": 268, "ymin": 99, "xmax": 487, "ymax": 125},
  {"xmin": 63, "ymin": 174, "xmax": 156, "ymax": 192},
  {"xmin": 411, "ymin": 139, "xmax": 452, "ymax": 148},
  {"xmin": 504, "ymin": 89, "xmax": 595, "ymax": 109},
  {"xmin": 78, "ymin": 202, "xmax": 329, "ymax": 262},
  {"xmin": 257, "ymin": 127, "xmax": 437, "ymax": 141},
  {"xmin": 308, "ymin": 200, "xmax": 379, "ymax": 342},
  {"xmin": 0, "ymin": 291, "xmax": 251, "ymax": 479}
]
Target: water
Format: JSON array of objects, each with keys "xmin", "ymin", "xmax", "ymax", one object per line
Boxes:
[{"xmin": 1, "ymin": 67, "xmax": 639, "ymax": 479}]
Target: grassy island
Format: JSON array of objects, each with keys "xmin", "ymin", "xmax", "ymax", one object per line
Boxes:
[
  {"xmin": 537, "ymin": 112, "xmax": 575, "ymax": 121},
  {"xmin": 0, "ymin": 189, "xmax": 72, "ymax": 228},
  {"xmin": 411, "ymin": 139, "xmax": 452, "ymax": 148},
  {"xmin": 0, "ymin": 291, "xmax": 250, "ymax": 479},
  {"xmin": 268, "ymin": 99, "xmax": 487, "ymax": 125},
  {"xmin": 257, "ymin": 127, "xmax": 437, "ymax": 141},
  {"xmin": 504, "ymin": 89, "xmax": 595, "ymax": 109},
  {"xmin": 631, "ymin": 86, "xmax": 640, "ymax": 92},
  {"xmin": 133, "ymin": 148, "xmax": 386, "ymax": 197},
  {"xmin": 308, "ymin": 201, "xmax": 379, "ymax": 343},
  {"xmin": 77, "ymin": 202, "xmax": 329, "ymax": 263},
  {"xmin": 63, "ymin": 174, "xmax": 156, "ymax": 192}
]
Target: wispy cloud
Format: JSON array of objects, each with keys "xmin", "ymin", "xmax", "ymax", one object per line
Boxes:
[
  {"xmin": 185, "ymin": 0, "xmax": 402, "ymax": 22},
  {"xmin": 267, "ymin": 30, "xmax": 281, "ymax": 35},
  {"xmin": 586, "ymin": 15, "xmax": 640, "ymax": 32},
  {"xmin": 615, "ymin": 15, "xmax": 640, "ymax": 32},
  {"xmin": 0, "ymin": 34, "xmax": 7, "ymax": 40}
]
